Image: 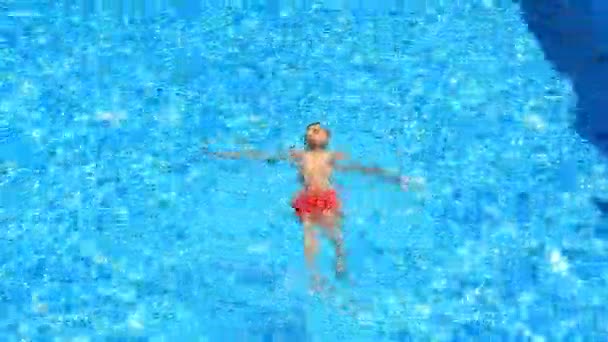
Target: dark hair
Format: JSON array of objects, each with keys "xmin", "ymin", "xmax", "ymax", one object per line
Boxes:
[
  {"xmin": 304, "ymin": 122, "xmax": 330, "ymax": 149},
  {"xmin": 306, "ymin": 122, "xmax": 321, "ymax": 129},
  {"xmin": 306, "ymin": 122, "xmax": 331, "ymax": 136}
]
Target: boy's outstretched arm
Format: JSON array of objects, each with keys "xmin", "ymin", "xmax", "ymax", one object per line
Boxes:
[
  {"xmin": 202, "ymin": 145, "xmax": 301, "ymax": 164},
  {"xmin": 331, "ymin": 152, "xmax": 396, "ymax": 179},
  {"xmin": 336, "ymin": 163, "xmax": 400, "ymax": 182},
  {"xmin": 335, "ymin": 160, "xmax": 424, "ymax": 190}
]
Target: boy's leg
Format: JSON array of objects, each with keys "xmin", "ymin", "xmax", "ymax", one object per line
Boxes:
[
  {"xmin": 321, "ymin": 212, "xmax": 346, "ymax": 277},
  {"xmin": 302, "ymin": 215, "xmax": 321, "ymax": 286}
]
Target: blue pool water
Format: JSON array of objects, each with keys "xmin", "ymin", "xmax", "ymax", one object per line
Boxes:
[{"xmin": 2, "ymin": 1, "xmax": 608, "ymax": 340}]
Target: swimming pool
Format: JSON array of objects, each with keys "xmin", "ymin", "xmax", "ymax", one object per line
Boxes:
[{"xmin": 1, "ymin": 1, "xmax": 608, "ymax": 340}]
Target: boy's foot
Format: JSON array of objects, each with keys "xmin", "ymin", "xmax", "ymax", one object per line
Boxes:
[
  {"xmin": 310, "ymin": 274, "xmax": 324, "ymax": 294},
  {"xmin": 335, "ymin": 260, "xmax": 347, "ymax": 280}
]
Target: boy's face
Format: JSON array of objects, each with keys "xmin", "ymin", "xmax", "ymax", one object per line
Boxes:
[{"xmin": 305, "ymin": 124, "xmax": 329, "ymax": 148}]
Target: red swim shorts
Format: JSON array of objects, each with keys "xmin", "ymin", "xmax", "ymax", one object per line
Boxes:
[{"xmin": 292, "ymin": 189, "xmax": 340, "ymax": 218}]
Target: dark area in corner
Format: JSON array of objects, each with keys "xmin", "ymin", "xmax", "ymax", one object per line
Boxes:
[
  {"xmin": 517, "ymin": 0, "xmax": 608, "ymax": 151},
  {"xmin": 518, "ymin": 0, "xmax": 608, "ymax": 215}
]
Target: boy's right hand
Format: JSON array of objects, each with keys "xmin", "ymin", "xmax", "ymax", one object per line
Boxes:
[
  {"xmin": 289, "ymin": 148, "xmax": 302, "ymax": 159},
  {"xmin": 201, "ymin": 141, "xmax": 210, "ymax": 153},
  {"xmin": 400, "ymin": 176, "xmax": 425, "ymax": 191}
]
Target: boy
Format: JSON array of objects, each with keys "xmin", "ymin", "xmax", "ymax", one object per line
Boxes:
[{"xmin": 204, "ymin": 122, "xmax": 418, "ymax": 286}]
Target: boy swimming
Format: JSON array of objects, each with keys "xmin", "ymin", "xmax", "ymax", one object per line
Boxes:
[{"xmin": 204, "ymin": 122, "xmax": 419, "ymax": 286}]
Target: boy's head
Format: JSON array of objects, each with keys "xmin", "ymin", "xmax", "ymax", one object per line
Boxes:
[{"xmin": 304, "ymin": 122, "xmax": 330, "ymax": 150}]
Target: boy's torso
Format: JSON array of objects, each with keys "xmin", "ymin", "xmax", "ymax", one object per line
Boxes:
[{"xmin": 298, "ymin": 151, "xmax": 334, "ymax": 191}]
